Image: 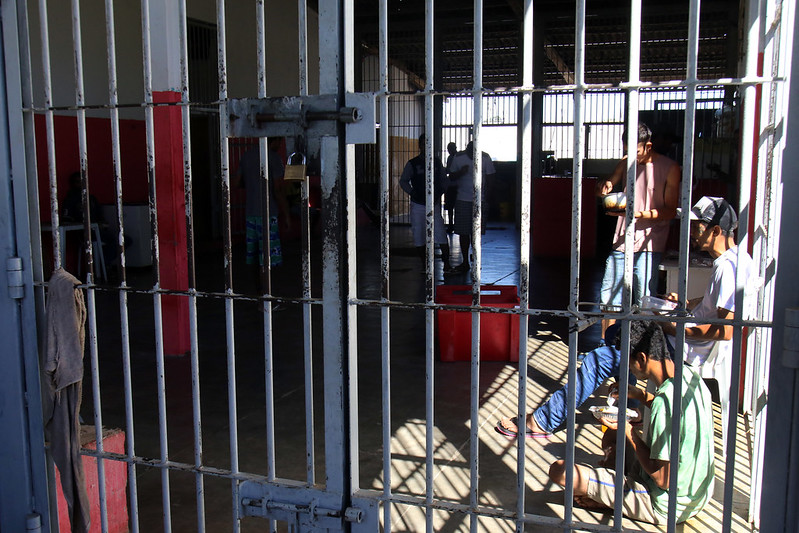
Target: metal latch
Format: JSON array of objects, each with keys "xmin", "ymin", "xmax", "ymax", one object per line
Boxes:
[
  {"xmin": 239, "ymin": 480, "xmax": 377, "ymax": 532},
  {"xmin": 228, "ymin": 93, "xmax": 376, "ymax": 144},
  {"xmin": 7, "ymin": 257, "xmax": 23, "ymax": 299}
]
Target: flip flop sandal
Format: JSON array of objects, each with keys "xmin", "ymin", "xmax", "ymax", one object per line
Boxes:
[{"xmin": 494, "ymin": 417, "xmax": 552, "ymax": 439}]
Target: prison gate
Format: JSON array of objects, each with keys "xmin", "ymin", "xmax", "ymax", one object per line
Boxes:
[{"xmin": 0, "ymin": 1, "xmax": 796, "ymax": 532}]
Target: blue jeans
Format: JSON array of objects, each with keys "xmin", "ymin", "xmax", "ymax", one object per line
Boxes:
[
  {"xmin": 600, "ymin": 251, "xmax": 662, "ymax": 309},
  {"xmin": 532, "ymin": 329, "xmax": 637, "ymax": 433}
]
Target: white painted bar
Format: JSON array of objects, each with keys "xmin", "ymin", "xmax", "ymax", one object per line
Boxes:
[
  {"xmin": 564, "ymin": 0, "xmax": 586, "ymax": 522},
  {"xmin": 514, "ymin": 1, "xmax": 534, "ymax": 530},
  {"xmin": 378, "ymin": 0, "xmax": 393, "ymax": 530},
  {"xmin": 68, "ymin": 1, "xmax": 110, "ymax": 531}
]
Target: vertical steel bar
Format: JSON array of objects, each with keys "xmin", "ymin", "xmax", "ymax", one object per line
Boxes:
[
  {"xmin": 664, "ymin": 1, "xmax": 701, "ymax": 531},
  {"xmin": 15, "ymin": 0, "xmax": 47, "ymax": 337},
  {"xmin": 564, "ymin": 0, "xmax": 586, "ymax": 523},
  {"xmin": 378, "ymin": 0, "xmax": 392, "ymax": 530},
  {"xmin": 215, "ymin": 1, "xmax": 241, "ymax": 530},
  {"xmin": 611, "ymin": 0, "xmax": 642, "ymax": 527},
  {"xmin": 141, "ymin": 1, "xmax": 172, "ymax": 530},
  {"xmin": 176, "ymin": 1, "xmax": 205, "ymax": 531},
  {"xmin": 722, "ymin": 1, "xmax": 762, "ymax": 530},
  {"xmin": 343, "ymin": 0, "xmax": 360, "ymax": 502},
  {"xmin": 68, "ymin": 2, "xmax": 110, "ymax": 532},
  {"xmin": 254, "ymin": 6, "xmax": 278, "ymax": 513},
  {"xmin": 298, "ymin": 0, "xmax": 309, "ymax": 96},
  {"xmin": 469, "ymin": 2, "xmax": 484, "ymax": 532},
  {"xmin": 102, "ymin": 3, "xmax": 140, "ymax": 529},
  {"xmin": 296, "ymin": 0, "xmax": 316, "ymax": 489},
  {"xmin": 423, "ymin": 1, "xmax": 436, "ymax": 532},
  {"xmin": 514, "ymin": 2, "xmax": 534, "ymax": 530},
  {"xmin": 36, "ymin": 0, "xmax": 61, "ymax": 269},
  {"xmin": 318, "ymin": 0, "xmax": 359, "ymax": 510}
]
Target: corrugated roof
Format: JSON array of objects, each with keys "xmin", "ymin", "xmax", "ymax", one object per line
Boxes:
[{"xmin": 355, "ymin": 0, "xmax": 740, "ymax": 91}]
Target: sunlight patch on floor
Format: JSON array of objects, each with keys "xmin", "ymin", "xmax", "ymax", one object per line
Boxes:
[{"xmin": 374, "ymin": 331, "xmax": 755, "ymax": 532}]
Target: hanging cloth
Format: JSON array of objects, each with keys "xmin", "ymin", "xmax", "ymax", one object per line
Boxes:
[{"xmin": 43, "ymin": 268, "xmax": 90, "ymax": 533}]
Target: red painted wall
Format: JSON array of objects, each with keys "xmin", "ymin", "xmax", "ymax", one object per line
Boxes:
[
  {"xmin": 35, "ymin": 93, "xmax": 191, "ymax": 355},
  {"xmin": 34, "ymin": 114, "xmax": 149, "ymax": 220},
  {"xmin": 532, "ymin": 177, "xmax": 598, "ymax": 257}
]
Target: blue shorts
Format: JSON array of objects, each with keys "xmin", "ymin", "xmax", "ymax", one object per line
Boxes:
[
  {"xmin": 246, "ymin": 215, "xmax": 282, "ymax": 267},
  {"xmin": 600, "ymin": 250, "xmax": 661, "ymax": 310}
]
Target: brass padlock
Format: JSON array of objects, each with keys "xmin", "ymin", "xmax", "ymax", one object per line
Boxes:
[{"xmin": 284, "ymin": 152, "xmax": 307, "ymax": 181}]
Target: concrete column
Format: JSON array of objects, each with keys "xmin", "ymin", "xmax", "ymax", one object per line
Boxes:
[
  {"xmin": 760, "ymin": 4, "xmax": 799, "ymax": 530},
  {"xmin": 150, "ymin": 0, "xmax": 189, "ymax": 356}
]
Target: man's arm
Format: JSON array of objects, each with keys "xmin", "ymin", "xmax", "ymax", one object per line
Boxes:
[
  {"xmin": 685, "ymin": 306, "xmax": 734, "ymax": 341},
  {"xmin": 399, "ymin": 162, "xmax": 413, "ymax": 195},
  {"xmin": 600, "ymin": 414, "xmax": 670, "ymax": 488},
  {"xmin": 633, "ymin": 161, "xmax": 680, "ymax": 221},
  {"xmin": 596, "ymin": 157, "xmax": 627, "ymax": 196},
  {"xmin": 661, "ymin": 306, "xmax": 734, "ymax": 341},
  {"xmin": 665, "ymin": 292, "xmax": 704, "ymax": 311},
  {"xmin": 628, "ymin": 427, "xmax": 671, "ymax": 489}
]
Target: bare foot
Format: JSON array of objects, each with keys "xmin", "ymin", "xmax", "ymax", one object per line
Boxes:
[
  {"xmin": 525, "ymin": 414, "xmax": 547, "ymax": 434},
  {"xmin": 573, "ymin": 495, "xmax": 611, "ymax": 512}
]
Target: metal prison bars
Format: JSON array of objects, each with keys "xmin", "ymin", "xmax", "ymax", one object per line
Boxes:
[
  {"xmin": 19, "ymin": 0, "xmax": 789, "ymax": 532},
  {"xmin": 372, "ymin": 3, "xmax": 786, "ymax": 532}
]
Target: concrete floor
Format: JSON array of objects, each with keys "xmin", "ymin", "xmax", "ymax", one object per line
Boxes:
[{"xmin": 82, "ymin": 221, "xmax": 754, "ymax": 532}]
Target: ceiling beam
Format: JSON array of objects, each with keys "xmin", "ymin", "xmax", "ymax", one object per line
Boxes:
[
  {"xmin": 503, "ymin": 0, "xmax": 524, "ymax": 20},
  {"xmin": 360, "ymin": 43, "xmax": 427, "ymax": 90},
  {"xmin": 543, "ymin": 38, "xmax": 575, "ymax": 84}
]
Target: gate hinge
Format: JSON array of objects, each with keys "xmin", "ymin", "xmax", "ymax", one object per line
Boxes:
[
  {"xmin": 7, "ymin": 257, "xmax": 24, "ymax": 299},
  {"xmin": 228, "ymin": 93, "xmax": 376, "ymax": 144},
  {"xmin": 239, "ymin": 480, "xmax": 378, "ymax": 532}
]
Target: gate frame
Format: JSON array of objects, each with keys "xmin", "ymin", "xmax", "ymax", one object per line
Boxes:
[{"xmin": 0, "ymin": 0, "xmax": 51, "ymax": 531}]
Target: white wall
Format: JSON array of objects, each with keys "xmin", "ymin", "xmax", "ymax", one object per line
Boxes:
[
  {"xmin": 26, "ymin": 0, "xmax": 144, "ymax": 113},
  {"xmin": 25, "ymin": 0, "xmax": 320, "ymax": 117},
  {"xmin": 361, "ymin": 55, "xmax": 424, "ymax": 138}
]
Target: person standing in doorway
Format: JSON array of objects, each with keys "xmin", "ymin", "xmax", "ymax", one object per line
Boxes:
[
  {"xmin": 399, "ymin": 134, "xmax": 453, "ymax": 273},
  {"xmin": 595, "ymin": 122, "xmax": 681, "ymax": 342},
  {"xmin": 444, "ymin": 142, "xmax": 458, "ymax": 233},
  {"xmin": 448, "ymin": 140, "xmax": 496, "ymax": 273},
  {"xmin": 234, "ymin": 138, "xmax": 289, "ymax": 293}
]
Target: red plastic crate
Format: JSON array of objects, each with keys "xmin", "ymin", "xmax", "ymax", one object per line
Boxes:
[{"xmin": 436, "ymin": 285, "xmax": 520, "ymax": 362}]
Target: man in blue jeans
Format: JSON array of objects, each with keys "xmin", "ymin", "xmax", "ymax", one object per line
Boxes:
[
  {"xmin": 596, "ymin": 122, "xmax": 680, "ymax": 340},
  {"xmin": 496, "ymin": 196, "xmax": 741, "ymax": 439},
  {"xmin": 495, "ymin": 324, "xmax": 630, "ymax": 438}
]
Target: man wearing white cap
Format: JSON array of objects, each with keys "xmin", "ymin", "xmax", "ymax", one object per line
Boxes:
[
  {"xmin": 661, "ymin": 196, "xmax": 755, "ymax": 368},
  {"xmin": 660, "ymin": 196, "xmax": 757, "ymax": 455}
]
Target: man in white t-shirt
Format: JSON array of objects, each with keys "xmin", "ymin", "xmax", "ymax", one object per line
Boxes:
[
  {"xmin": 661, "ymin": 196, "xmax": 755, "ymax": 368},
  {"xmin": 447, "ymin": 141, "xmax": 495, "ymax": 272}
]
